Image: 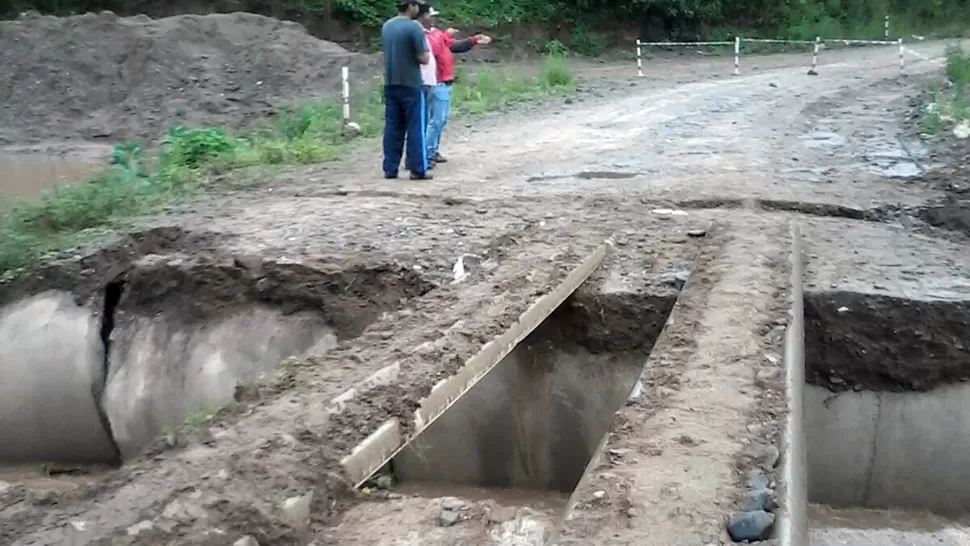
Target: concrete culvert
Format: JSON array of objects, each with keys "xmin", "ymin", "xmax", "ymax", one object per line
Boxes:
[
  {"xmin": 392, "ymin": 290, "xmax": 678, "ymax": 493},
  {"xmin": 804, "ymin": 291, "xmax": 970, "ymax": 516},
  {"xmin": 0, "ymin": 255, "xmax": 432, "ymax": 464}
]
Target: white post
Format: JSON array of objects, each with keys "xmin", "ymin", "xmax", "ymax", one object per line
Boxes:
[
  {"xmin": 884, "ymin": 15, "xmax": 890, "ymax": 40},
  {"xmin": 808, "ymin": 36, "xmax": 819, "ymax": 75},
  {"xmin": 734, "ymin": 36, "xmax": 740, "ymax": 75},
  {"xmin": 341, "ymin": 66, "xmax": 350, "ymax": 126},
  {"xmin": 636, "ymin": 39, "xmax": 643, "ymax": 77},
  {"xmin": 898, "ymin": 37, "xmax": 905, "ymax": 73}
]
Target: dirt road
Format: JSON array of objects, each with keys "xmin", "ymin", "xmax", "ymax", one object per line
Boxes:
[{"xmin": 1, "ymin": 38, "xmax": 967, "ymax": 546}]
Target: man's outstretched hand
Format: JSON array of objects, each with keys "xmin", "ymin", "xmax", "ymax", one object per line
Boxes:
[{"xmin": 475, "ymin": 34, "xmax": 492, "ymax": 45}]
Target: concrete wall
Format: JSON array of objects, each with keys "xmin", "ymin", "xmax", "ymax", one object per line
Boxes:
[
  {"xmin": 0, "ymin": 291, "xmax": 118, "ymax": 463},
  {"xmin": 0, "ymin": 292, "xmax": 336, "ymax": 463},
  {"xmin": 104, "ymin": 307, "xmax": 335, "ymax": 459},
  {"xmin": 393, "ymin": 342, "xmax": 643, "ymax": 492},
  {"xmin": 806, "ymin": 383, "xmax": 970, "ymax": 515}
]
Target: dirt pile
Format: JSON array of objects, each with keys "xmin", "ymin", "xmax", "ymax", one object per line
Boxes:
[{"xmin": 0, "ymin": 11, "xmax": 379, "ymax": 144}]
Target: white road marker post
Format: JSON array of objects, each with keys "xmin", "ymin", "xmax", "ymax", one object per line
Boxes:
[
  {"xmin": 884, "ymin": 15, "xmax": 890, "ymax": 40},
  {"xmin": 733, "ymin": 36, "xmax": 740, "ymax": 75},
  {"xmin": 808, "ymin": 36, "xmax": 819, "ymax": 75},
  {"xmin": 898, "ymin": 37, "xmax": 905, "ymax": 74},
  {"xmin": 341, "ymin": 66, "xmax": 351, "ymax": 127},
  {"xmin": 636, "ymin": 39, "xmax": 644, "ymax": 77}
]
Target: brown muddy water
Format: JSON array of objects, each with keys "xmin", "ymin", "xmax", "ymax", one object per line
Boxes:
[{"xmin": 0, "ymin": 148, "xmax": 108, "ymax": 208}]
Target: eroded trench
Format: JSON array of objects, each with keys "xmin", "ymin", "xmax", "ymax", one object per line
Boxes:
[
  {"xmin": 0, "ymin": 255, "xmax": 432, "ymax": 465},
  {"xmin": 803, "ymin": 291, "xmax": 970, "ymax": 544},
  {"xmin": 348, "ymin": 287, "xmax": 682, "ymax": 543}
]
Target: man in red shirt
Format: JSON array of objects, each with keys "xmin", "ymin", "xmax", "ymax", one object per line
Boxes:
[{"xmin": 423, "ymin": 8, "xmax": 490, "ymax": 166}]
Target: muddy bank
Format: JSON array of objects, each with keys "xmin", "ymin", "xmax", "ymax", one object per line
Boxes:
[
  {"xmin": 0, "ymin": 11, "xmax": 378, "ymax": 144},
  {"xmin": 805, "ymin": 291, "xmax": 970, "ymax": 391}
]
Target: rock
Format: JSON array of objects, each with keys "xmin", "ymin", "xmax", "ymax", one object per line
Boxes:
[
  {"xmin": 126, "ymin": 520, "xmax": 154, "ymax": 536},
  {"xmin": 439, "ymin": 509, "xmax": 460, "ymax": 527},
  {"xmin": 234, "ymin": 536, "xmax": 261, "ymax": 546},
  {"xmin": 660, "ymin": 269, "xmax": 690, "ymax": 288},
  {"xmin": 687, "ymin": 229, "xmax": 707, "ymax": 237},
  {"xmin": 486, "ymin": 506, "xmax": 518, "ymax": 524},
  {"xmin": 441, "ymin": 497, "xmax": 465, "ymax": 511},
  {"xmin": 746, "ymin": 469, "xmax": 769, "ymax": 490},
  {"xmin": 742, "ymin": 488, "xmax": 773, "ymax": 512},
  {"xmin": 763, "ymin": 445, "xmax": 780, "ymax": 469},
  {"xmin": 375, "ymin": 474, "xmax": 394, "ymax": 490},
  {"xmin": 280, "ymin": 492, "xmax": 313, "ymax": 531},
  {"xmin": 627, "ymin": 379, "xmax": 644, "ymax": 402},
  {"xmin": 954, "ymin": 121, "xmax": 970, "ymax": 139},
  {"xmin": 727, "ymin": 510, "xmax": 775, "ymax": 542}
]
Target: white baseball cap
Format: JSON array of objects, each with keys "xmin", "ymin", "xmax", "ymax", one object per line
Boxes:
[{"xmin": 429, "ymin": 7, "xmax": 440, "ymax": 16}]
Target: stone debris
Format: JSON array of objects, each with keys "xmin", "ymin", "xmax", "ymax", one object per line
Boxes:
[
  {"xmin": 742, "ymin": 488, "xmax": 773, "ymax": 512},
  {"xmin": 439, "ymin": 509, "xmax": 461, "ymax": 527},
  {"xmin": 746, "ymin": 469, "xmax": 770, "ymax": 490},
  {"xmin": 763, "ymin": 445, "xmax": 780, "ymax": 469},
  {"xmin": 441, "ymin": 497, "xmax": 465, "ymax": 511},
  {"xmin": 126, "ymin": 520, "xmax": 154, "ymax": 536},
  {"xmin": 660, "ymin": 269, "xmax": 691, "ymax": 288},
  {"xmin": 727, "ymin": 509, "xmax": 776, "ymax": 542},
  {"xmin": 438, "ymin": 497, "xmax": 465, "ymax": 527},
  {"xmin": 233, "ymin": 536, "xmax": 261, "ymax": 546},
  {"xmin": 374, "ymin": 474, "xmax": 394, "ymax": 490},
  {"xmin": 280, "ymin": 491, "xmax": 313, "ymax": 531}
]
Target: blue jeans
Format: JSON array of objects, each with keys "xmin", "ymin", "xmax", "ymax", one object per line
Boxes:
[
  {"xmin": 382, "ymin": 85, "xmax": 428, "ymax": 176},
  {"xmin": 426, "ymin": 83, "xmax": 452, "ymax": 158}
]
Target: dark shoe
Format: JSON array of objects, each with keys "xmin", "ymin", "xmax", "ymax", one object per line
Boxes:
[
  {"xmin": 433, "ymin": 153, "xmax": 448, "ymax": 163},
  {"xmin": 409, "ymin": 171, "xmax": 433, "ymax": 180},
  {"xmin": 384, "ymin": 172, "xmax": 398, "ymax": 179}
]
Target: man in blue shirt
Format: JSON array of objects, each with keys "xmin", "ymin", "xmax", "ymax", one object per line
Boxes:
[{"xmin": 382, "ymin": 0, "xmax": 433, "ymax": 180}]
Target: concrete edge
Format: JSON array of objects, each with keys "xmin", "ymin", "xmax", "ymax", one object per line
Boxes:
[
  {"xmin": 777, "ymin": 222, "xmax": 808, "ymax": 546},
  {"xmin": 341, "ymin": 419, "xmax": 402, "ymax": 485},
  {"xmin": 341, "ymin": 242, "xmax": 611, "ymax": 487},
  {"xmin": 328, "ymin": 362, "xmax": 402, "ymax": 414},
  {"xmin": 549, "ymin": 223, "xmax": 712, "ymax": 545}
]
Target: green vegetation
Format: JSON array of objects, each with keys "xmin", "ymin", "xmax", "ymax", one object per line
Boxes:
[
  {"xmin": 0, "ymin": 61, "xmax": 574, "ymax": 279},
  {"xmin": 922, "ymin": 45, "xmax": 970, "ymax": 135},
  {"xmin": 3, "ymin": 0, "xmax": 967, "ymax": 53}
]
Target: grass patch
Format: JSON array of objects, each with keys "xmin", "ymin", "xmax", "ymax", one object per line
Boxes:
[
  {"xmin": 921, "ymin": 45, "xmax": 970, "ymax": 136},
  {"xmin": 0, "ymin": 58, "xmax": 575, "ymax": 280}
]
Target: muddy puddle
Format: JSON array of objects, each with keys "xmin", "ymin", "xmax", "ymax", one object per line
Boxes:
[{"xmin": 0, "ymin": 148, "xmax": 107, "ymax": 207}]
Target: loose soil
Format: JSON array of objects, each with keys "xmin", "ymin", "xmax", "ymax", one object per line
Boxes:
[
  {"xmin": 806, "ymin": 292, "xmax": 970, "ymax": 392},
  {"xmin": 2, "ymin": 27, "xmax": 970, "ymax": 546},
  {"xmin": 0, "ymin": 11, "xmax": 378, "ymax": 144}
]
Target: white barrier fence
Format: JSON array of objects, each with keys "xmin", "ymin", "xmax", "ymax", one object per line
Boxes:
[{"xmin": 635, "ymin": 15, "xmax": 909, "ymax": 77}]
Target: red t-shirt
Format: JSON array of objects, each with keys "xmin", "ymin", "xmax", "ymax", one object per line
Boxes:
[{"xmin": 427, "ymin": 27, "xmax": 477, "ymax": 84}]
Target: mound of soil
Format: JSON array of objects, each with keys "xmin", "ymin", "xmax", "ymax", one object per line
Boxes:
[{"xmin": 0, "ymin": 11, "xmax": 379, "ymax": 144}]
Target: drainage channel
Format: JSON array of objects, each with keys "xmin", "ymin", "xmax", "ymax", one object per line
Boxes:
[
  {"xmin": 781, "ymin": 240, "xmax": 970, "ymax": 545},
  {"xmin": 334, "ymin": 241, "xmax": 690, "ymax": 544}
]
